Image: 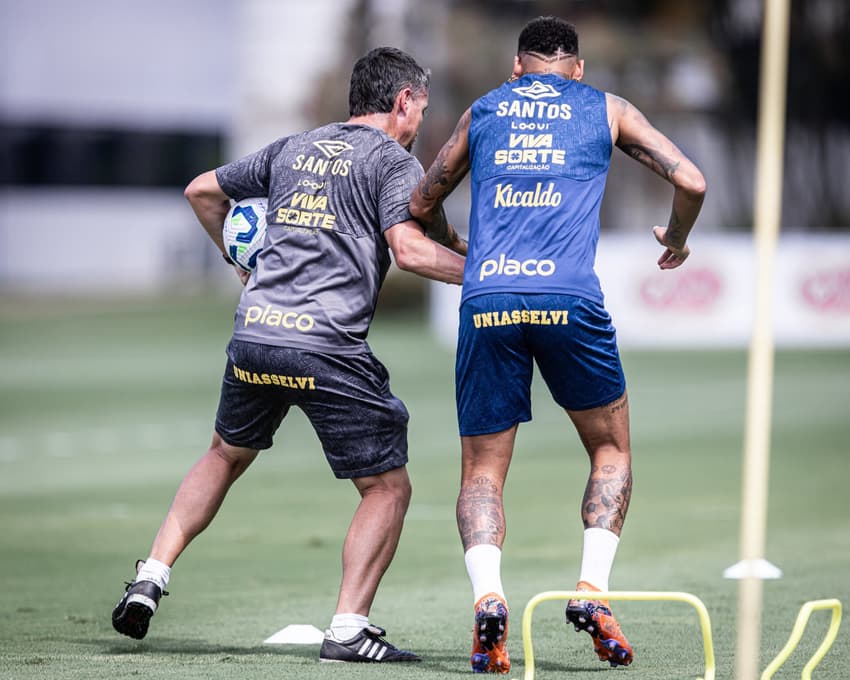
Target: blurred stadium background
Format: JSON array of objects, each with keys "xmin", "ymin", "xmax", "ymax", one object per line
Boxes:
[{"xmin": 1, "ymin": 1, "xmax": 849, "ymax": 679}]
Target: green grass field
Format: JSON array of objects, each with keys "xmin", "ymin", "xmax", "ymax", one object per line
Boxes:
[{"xmin": 1, "ymin": 294, "xmax": 847, "ymax": 679}]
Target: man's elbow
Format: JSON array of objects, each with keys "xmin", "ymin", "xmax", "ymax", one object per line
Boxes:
[
  {"xmin": 184, "ymin": 174, "xmax": 205, "ymax": 205},
  {"xmin": 184, "ymin": 170, "xmax": 222, "ymax": 206},
  {"xmin": 393, "ymin": 241, "xmax": 427, "ymax": 274},
  {"xmin": 681, "ymin": 169, "xmax": 707, "ymax": 200},
  {"xmin": 393, "ymin": 250, "xmax": 421, "ymax": 274}
]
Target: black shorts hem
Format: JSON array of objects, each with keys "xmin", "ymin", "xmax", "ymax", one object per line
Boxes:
[
  {"xmin": 215, "ymin": 427, "xmax": 272, "ymax": 451},
  {"xmin": 331, "ymin": 457, "xmax": 409, "ymax": 480}
]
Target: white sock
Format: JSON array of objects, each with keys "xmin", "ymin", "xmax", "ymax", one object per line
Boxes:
[
  {"xmin": 578, "ymin": 528, "xmax": 620, "ymax": 592},
  {"xmin": 135, "ymin": 557, "xmax": 171, "ymax": 591},
  {"xmin": 329, "ymin": 613, "xmax": 369, "ymax": 641},
  {"xmin": 464, "ymin": 544, "xmax": 505, "ymax": 602}
]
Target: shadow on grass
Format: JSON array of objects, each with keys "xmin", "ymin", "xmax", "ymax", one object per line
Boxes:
[
  {"xmin": 101, "ymin": 639, "xmax": 316, "ymax": 660},
  {"xmin": 96, "ymin": 640, "xmax": 612, "ymax": 676},
  {"xmin": 418, "ymin": 651, "xmax": 614, "ymax": 676}
]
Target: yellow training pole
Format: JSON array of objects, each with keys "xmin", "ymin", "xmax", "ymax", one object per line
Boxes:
[{"xmin": 734, "ymin": 1, "xmax": 791, "ymax": 679}]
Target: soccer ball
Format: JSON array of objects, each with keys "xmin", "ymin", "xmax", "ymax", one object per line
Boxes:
[{"xmin": 222, "ymin": 197, "xmax": 268, "ymax": 272}]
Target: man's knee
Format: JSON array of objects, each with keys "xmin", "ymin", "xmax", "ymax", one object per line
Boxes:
[
  {"xmin": 209, "ymin": 432, "xmax": 258, "ymax": 473},
  {"xmin": 356, "ymin": 467, "xmax": 412, "ymax": 506},
  {"xmin": 382, "ymin": 468, "xmax": 412, "ymax": 506}
]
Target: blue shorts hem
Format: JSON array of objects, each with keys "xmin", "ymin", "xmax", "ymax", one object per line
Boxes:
[
  {"xmin": 558, "ymin": 385, "xmax": 626, "ymax": 412},
  {"xmin": 459, "ymin": 414, "xmax": 531, "ymax": 437}
]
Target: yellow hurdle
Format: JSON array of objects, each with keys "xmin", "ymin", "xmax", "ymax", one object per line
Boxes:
[
  {"xmin": 514, "ymin": 590, "xmax": 716, "ymax": 680},
  {"xmin": 760, "ymin": 598, "xmax": 842, "ymax": 680}
]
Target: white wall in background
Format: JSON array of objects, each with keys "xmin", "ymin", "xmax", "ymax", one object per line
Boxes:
[
  {"xmin": 0, "ymin": 188, "xmax": 226, "ymax": 293},
  {"xmin": 1, "ymin": 0, "xmax": 237, "ymax": 128}
]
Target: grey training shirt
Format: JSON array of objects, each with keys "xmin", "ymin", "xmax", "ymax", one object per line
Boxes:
[{"xmin": 216, "ymin": 122, "xmax": 424, "ymax": 354}]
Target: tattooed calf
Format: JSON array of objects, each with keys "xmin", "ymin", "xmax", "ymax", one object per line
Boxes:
[
  {"xmin": 457, "ymin": 475, "xmax": 506, "ymax": 550},
  {"xmin": 582, "ymin": 467, "xmax": 633, "ymax": 534}
]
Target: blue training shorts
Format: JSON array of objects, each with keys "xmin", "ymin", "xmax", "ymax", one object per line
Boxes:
[
  {"xmin": 215, "ymin": 339, "xmax": 409, "ymax": 479},
  {"xmin": 456, "ymin": 293, "xmax": 625, "ymax": 436}
]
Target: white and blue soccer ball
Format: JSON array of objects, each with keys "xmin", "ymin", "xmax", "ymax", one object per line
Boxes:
[{"xmin": 222, "ymin": 197, "xmax": 267, "ymax": 272}]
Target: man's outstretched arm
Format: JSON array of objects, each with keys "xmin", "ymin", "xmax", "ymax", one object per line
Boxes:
[
  {"xmin": 409, "ymin": 108, "xmax": 473, "ymax": 256},
  {"xmin": 385, "ymin": 220, "xmax": 465, "ymax": 284},
  {"xmin": 608, "ymin": 93, "xmax": 706, "ymax": 270}
]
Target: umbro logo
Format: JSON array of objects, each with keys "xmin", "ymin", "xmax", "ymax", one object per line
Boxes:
[
  {"xmin": 313, "ymin": 140, "xmax": 354, "ymax": 159},
  {"xmin": 511, "ymin": 81, "xmax": 560, "ymax": 100},
  {"xmin": 357, "ymin": 639, "xmax": 388, "ymax": 660}
]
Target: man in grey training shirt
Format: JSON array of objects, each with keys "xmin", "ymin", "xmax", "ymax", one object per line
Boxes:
[{"xmin": 111, "ymin": 47, "xmax": 466, "ymax": 664}]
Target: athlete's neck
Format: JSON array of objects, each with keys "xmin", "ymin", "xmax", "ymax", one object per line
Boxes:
[
  {"xmin": 516, "ymin": 50, "xmax": 582, "ymax": 82},
  {"xmin": 348, "ymin": 113, "xmax": 393, "ymax": 136},
  {"xmin": 522, "ymin": 69, "xmax": 575, "ymax": 80}
]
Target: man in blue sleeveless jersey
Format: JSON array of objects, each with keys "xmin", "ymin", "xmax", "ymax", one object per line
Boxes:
[{"xmin": 411, "ymin": 16, "xmax": 705, "ymax": 673}]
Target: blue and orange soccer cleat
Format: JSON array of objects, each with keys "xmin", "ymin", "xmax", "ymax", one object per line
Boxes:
[
  {"xmin": 566, "ymin": 581, "xmax": 634, "ymax": 667},
  {"xmin": 470, "ymin": 593, "xmax": 511, "ymax": 674}
]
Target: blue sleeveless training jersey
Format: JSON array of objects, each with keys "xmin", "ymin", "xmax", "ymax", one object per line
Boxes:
[{"xmin": 463, "ymin": 74, "xmax": 612, "ymax": 305}]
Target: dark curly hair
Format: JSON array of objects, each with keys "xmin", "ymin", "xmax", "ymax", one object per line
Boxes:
[{"xmin": 517, "ymin": 16, "xmax": 579, "ymax": 57}]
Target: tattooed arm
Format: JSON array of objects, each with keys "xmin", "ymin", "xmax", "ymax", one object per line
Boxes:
[
  {"xmin": 409, "ymin": 108, "xmax": 473, "ymax": 256},
  {"xmin": 607, "ymin": 93, "xmax": 706, "ymax": 270}
]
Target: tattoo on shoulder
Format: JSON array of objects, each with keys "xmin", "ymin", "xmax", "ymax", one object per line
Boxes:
[{"xmin": 613, "ymin": 99, "xmax": 683, "ymax": 180}]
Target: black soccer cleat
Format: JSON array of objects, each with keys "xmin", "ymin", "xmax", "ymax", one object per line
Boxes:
[
  {"xmin": 319, "ymin": 625, "xmax": 421, "ymax": 663},
  {"xmin": 112, "ymin": 561, "xmax": 168, "ymax": 640}
]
